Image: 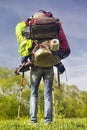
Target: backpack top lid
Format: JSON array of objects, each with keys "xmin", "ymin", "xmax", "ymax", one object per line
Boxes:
[
  {"xmin": 29, "ymin": 10, "xmax": 60, "ymax": 40},
  {"xmin": 33, "ymin": 10, "xmax": 53, "ymax": 19}
]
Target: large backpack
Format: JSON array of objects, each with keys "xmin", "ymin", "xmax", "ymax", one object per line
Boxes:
[
  {"xmin": 29, "ymin": 17, "xmax": 60, "ymax": 40},
  {"xmin": 23, "ymin": 17, "xmax": 60, "ymax": 67}
]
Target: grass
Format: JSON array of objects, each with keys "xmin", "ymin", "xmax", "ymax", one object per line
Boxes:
[{"xmin": 0, "ymin": 118, "xmax": 87, "ymax": 130}]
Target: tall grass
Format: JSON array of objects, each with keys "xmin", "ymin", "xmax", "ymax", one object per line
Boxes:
[{"xmin": 0, "ymin": 118, "xmax": 87, "ymax": 130}]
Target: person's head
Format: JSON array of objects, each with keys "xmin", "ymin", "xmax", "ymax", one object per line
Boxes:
[{"xmin": 33, "ymin": 10, "xmax": 53, "ymax": 18}]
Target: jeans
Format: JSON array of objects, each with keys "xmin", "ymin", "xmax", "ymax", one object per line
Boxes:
[{"xmin": 30, "ymin": 67, "xmax": 54, "ymax": 123}]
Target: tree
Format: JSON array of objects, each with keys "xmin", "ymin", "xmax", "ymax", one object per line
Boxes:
[
  {"xmin": 0, "ymin": 66, "xmax": 87, "ymax": 119},
  {"xmin": 0, "ymin": 66, "xmax": 30, "ymax": 119}
]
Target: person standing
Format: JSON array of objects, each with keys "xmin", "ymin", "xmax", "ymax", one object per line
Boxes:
[{"xmin": 15, "ymin": 10, "xmax": 71, "ymax": 123}]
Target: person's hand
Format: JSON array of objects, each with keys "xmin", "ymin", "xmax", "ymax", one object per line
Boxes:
[{"xmin": 55, "ymin": 62, "xmax": 65, "ymax": 74}]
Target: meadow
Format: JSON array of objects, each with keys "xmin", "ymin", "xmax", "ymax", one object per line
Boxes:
[
  {"xmin": 1, "ymin": 67, "xmax": 87, "ymax": 130},
  {"xmin": 0, "ymin": 118, "xmax": 87, "ymax": 130}
]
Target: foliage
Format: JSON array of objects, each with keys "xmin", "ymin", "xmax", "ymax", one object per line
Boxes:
[
  {"xmin": 0, "ymin": 95, "xmax": 18, "ymax": 119},
  {"xmin": 0, "ymin": 66, "xmax": 87, "ymax": 120}
]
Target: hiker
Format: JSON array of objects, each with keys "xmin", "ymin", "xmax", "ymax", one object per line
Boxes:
[{"xmin": 15, "ymin": 10, "xmax": 71, "ymax": 123}]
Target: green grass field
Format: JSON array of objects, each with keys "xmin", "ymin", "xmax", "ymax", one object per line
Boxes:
[{"xmin": 0, "ymin": 118, "xmax": 87, "ymax": 130}]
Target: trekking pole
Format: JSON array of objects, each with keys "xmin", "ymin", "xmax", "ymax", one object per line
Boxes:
[{"xmin": 17, "ymin": 71, "xmax": 24, "ymax": 119}]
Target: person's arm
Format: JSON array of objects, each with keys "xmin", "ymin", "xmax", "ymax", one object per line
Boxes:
[
  {"xmin": 15, "ymin": 21, "xmax": 33, "ymax": 57},
  {"xmin": 15, "ymin": 21, "xmax": 27, "ymax": 44}
]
